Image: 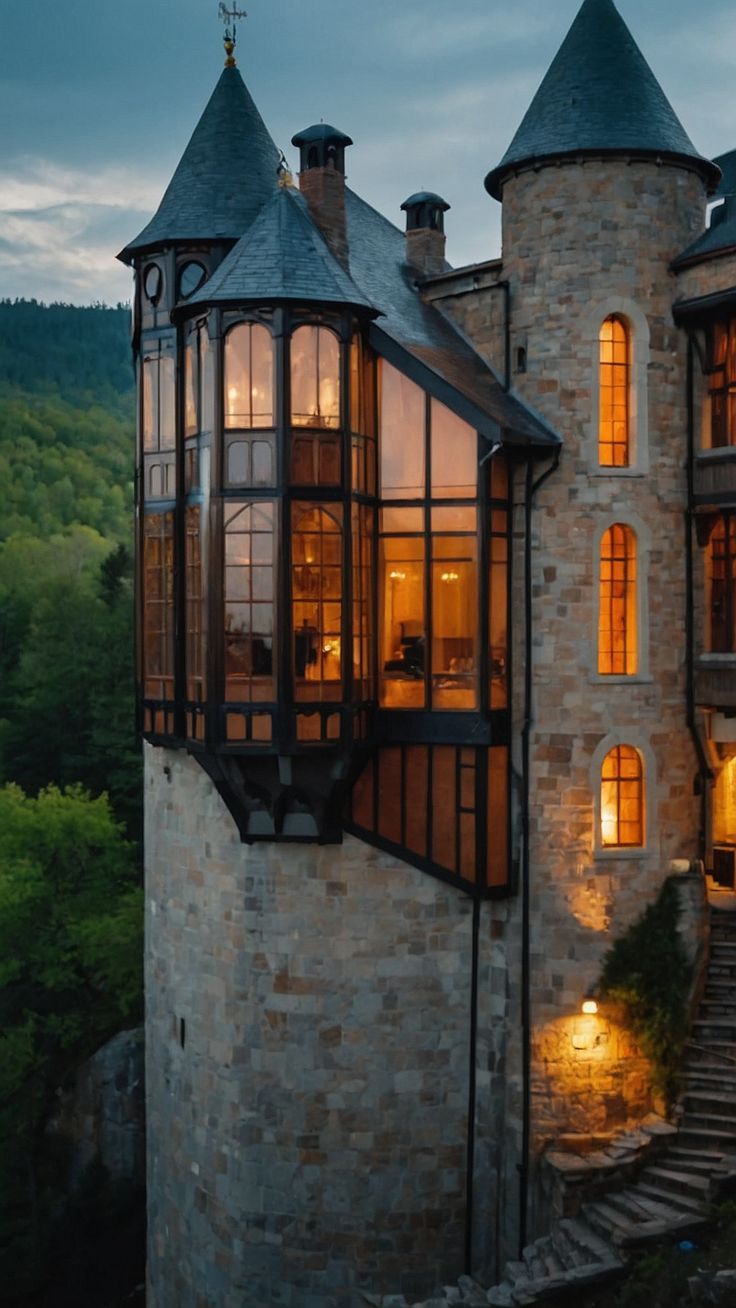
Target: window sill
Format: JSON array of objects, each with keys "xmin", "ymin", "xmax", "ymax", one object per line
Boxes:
[
  {"xmin": 589, "ymin": 674, "xmax": 653, "ymax": 685},
  {"xmin": 594, "ymin": 847, "xmax": 649, "ymax": 861},
  {"xmin": 697, "ymin": 652, "xmax": 736, "ymax": 662},
  {"xmin": 695, "ymin": 447, "xmax": 736, "ymax": 462},
  {"xmin": 591, "ymin": 468, "xmax": 646, "ymax": 478}
]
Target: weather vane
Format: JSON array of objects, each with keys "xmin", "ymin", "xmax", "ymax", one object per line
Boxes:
[{"xmin": 219, "ymin": 3, "xmax": 248, "ymax": 66}]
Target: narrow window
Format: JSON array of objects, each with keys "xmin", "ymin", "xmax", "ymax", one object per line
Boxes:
[
  {"xmin": 708, "ymin": 515, "xmax": 736, "ymax": 652},
  {"xmin": 185, "ymin": 505, "xmax": 206, "ymax": 704},
  {"xmin": 142, "ymin": 342, "xmax": 175, "ymax": 452},
  {"xmin": 143, "ymin": 511, "xmax": 175, "ymax": 701},
  {"xmin": 379, "ymin": 360, "xmax": 425, "ymax": 499},
  {"xmin": 352, "ymin": 503, "xmax": 374, "ymax": 702},
  {"xmin": 431, "ymin": 528, "xmax": 478, "ymax": 710},
  {"xmin": 379, "ymin": 528, "xmax": 426, "ymax": 709},
  {"xmin": 224, "ymin": 502, "xmax": 276, "ymax": 702},
  {"xmin": 224, "ymin": 323, "xmax": 274, "ymax": 430},
  {"xmin": 601, "ymin": 745, "xmax": 644, "ymax": 848},
  {"xmin": 599, "ymin": 316, "xmax": 630, "ymax": 467},
  {"xmin": 709, "ymin": 322, "xmax": 736, "ymax": 449},
  {"xmin": 291, "ymin": 504, "xmax": 343, "ymax": 701},
  {"xmin": 598, "ymin": 524, "xmax": 637, "ymax": 675},
  {"xmin": 291, "ymin": 326, "xmax": 340, "ymax": 429}
]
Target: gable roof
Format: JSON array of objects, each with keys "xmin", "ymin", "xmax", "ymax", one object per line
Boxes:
[
  {"xmin": 119, "ymin": 66, "xmax": 280, "ymax": 262},
  {"xmin": 673, "ymin": 149, "xmax": 736, "ymax": 269},
  {"xmin": 485, "ymin": 0, "xmax": 719, "ymax": 200},
  {"xmin": 185, "ymin": 184, "xmax": 377, "ymax": 314}
]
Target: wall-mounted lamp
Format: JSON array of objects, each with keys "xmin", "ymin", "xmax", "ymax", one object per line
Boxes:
[{"xmin": 581, "ymin": 988, "xmax": 598, "ymax": 1016}]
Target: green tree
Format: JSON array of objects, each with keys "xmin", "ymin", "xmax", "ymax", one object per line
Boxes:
[{"xmin": 0, "ymin": 784, "xmax": 142, "ymax": 1296}]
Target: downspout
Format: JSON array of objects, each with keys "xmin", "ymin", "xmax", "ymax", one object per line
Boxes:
[
  {"xmin": 685, "ymin": 335, "xmax": 714, "ymax": 858},
  {"xmin": 519, "ymin": 447, "xmax": 560, "ymax": 1256},
  {"xmin": 464, "ymin": 893, "xmax": 481, "ymax": 1275}
]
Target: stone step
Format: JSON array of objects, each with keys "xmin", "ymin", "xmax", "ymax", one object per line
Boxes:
[
  {"xmin": 681, "ymin": 1111, "xmax": 736, "ymax": 1138},
  {"xmin": 693, "ymin": 1019, "xmax": 736, "ymax": 1042},
  {"xmin": 613, "ymin": 1185, "xmax": 687, "ymax": 1223},
  {"xmin": 583, "ymin": 1199, "xmax": 662, "ymax": 1248},
  {"xmin": 635, "ymin": 1179, "xmax": 707, "ymax": 1214},
  {"xmin": 558, "ymin": 1217, "xmax": 619, "ymax": 1266},
  {"xmin": 683, "ymin": 1067, "xmax": 736, "ymax": 1087},
  {"xmin": 683, "ymin": 1089, "xmax": 736, "ymax": 1116},
  {"xmin": 678, "ymin": 1125, "xmax": 736, "ymax": 1152},
  {"xmin": 521, "ymin": 1246, "xmax": 547, "ymax": 1282},
  {"xmin": 665, "ymin": 1150, "xmax": 728, "ymax": 1176},
  {"xmin": 551, "ymin": 1224, "xmax": 590, "ymax": 1270},
  {"xmin": 640, "ymin": 1165, "xmax": 711, "ymax": 1198}
]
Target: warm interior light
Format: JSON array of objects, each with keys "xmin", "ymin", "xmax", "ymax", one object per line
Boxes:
[
  {"xmin": 389, "ymin": 570, "xmax": 406, "ymax": 581},
  {"xmin": 228, "ymin": 386, "xmax": 239, "ymax": 401},
  {"xmin": 582, "ymin": 999, "xmax": 598, "ymax": 1015},
  {"xmin": 440, "ymin": 570, "xmax": 459, "ymax": 583}
]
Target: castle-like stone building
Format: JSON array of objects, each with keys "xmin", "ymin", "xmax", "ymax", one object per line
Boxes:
[{"xmin": 119, "ymin": 1, "xmax": 736, "ymax": 1303}]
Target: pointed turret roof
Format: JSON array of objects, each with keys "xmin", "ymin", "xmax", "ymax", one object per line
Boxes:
[
  {"xmin": 119, "ymin": 66, "xmax": 280, "ymax": 262},
  {"xmin": 485, "ymin": 0, "xmax": 719, "ymax": 199},
  {"xmin": 184, "ymin": 184, "xmax": 378, "ymax": 314}
]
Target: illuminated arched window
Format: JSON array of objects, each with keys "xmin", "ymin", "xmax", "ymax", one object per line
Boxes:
[
  {"xmin": 291, "ymin": 325, "xmax": 340, "ymax": 429},
  {"xmin": 599, "ymin": 524, "xmax": 637, "ymax": 675},
  {"xmin": 601, "ymin": 745, "xmax": 644, "ymax": 848},
  {"xmin": 599, "ymin": 315, "xmax": 630, "ymax": 467},
  {"xmin": 224, "ymin": 323, "xmax": 274, "ymax": 430}
]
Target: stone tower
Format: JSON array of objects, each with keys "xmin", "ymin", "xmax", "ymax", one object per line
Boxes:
[{"xmin": 120, "ymin": 4, "xmax": 728, "ymax": 1305}]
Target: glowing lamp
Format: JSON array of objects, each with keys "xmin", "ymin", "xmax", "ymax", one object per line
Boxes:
[{"xmin": 581, "ymin": 999, "xmax": 598, "ymax": 1015}]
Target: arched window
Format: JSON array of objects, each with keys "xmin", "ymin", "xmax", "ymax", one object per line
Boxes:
[
  {"xmin": 599, "ymin": 524, "xmax": 637, "ymax": 675},
  {"xmin": 224, "ymin": 323, "xmax": 274, "ymax": 430},
  {"xmin": 291, "ymin": 325, "xmax": 340, "ymax": 429},
  {"xmin": 600, "ymin": 745, "xmax": 644, "ymax": 848},
  {"xmin": 599, "ymin": 316, "xmax": 630, "ymax": 467}
]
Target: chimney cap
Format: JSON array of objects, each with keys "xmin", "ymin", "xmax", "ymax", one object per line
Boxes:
[
  {"xmin": 292, "ymin": 123, "xmax": 353, "ymax": 149},
  {"xmin": 401, "ymin": 191, "xmax": 450, "ymax": 213}
]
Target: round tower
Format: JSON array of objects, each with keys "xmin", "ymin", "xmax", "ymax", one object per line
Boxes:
[{"xmin": 485, "ymin": 0, "xmax": 717, "ymax": 1165}]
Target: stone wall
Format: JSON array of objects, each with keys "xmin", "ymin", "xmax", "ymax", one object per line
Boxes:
[{"xmin": 145, "ymin": 744, "xmax": 489, "ymax": 1307}]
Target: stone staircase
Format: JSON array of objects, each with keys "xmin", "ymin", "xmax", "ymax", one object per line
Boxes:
[{"xmin": 365, "ymin": 904, "xmax": 736, "ymax": 1308}]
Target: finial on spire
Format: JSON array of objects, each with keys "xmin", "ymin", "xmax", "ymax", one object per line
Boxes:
[
  {"xmin": 219, "ymin": 3, "xmax": 248, "ymax": 67},
  {"xmin": 277, "ymin": 151, "xmax": 294, "ymax": 189}
]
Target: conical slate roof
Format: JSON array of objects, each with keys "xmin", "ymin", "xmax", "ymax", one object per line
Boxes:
[
  {"xmin": 485, "ymin": 0, "xmax": 719, "ymax": 199},
  {"xmin": 184, "ymin": 184, "xmax": 378, "ymax": 314},
  {"xmin": 120, "ymin": 66, "xmax": 280, "ymax": 261}
]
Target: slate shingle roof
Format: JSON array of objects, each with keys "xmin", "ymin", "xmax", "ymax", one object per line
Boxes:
[
  {"xmin": 185, "ymin": 185, "xmax": 377, "ymax": 313},
  {"xmin": 485, "ymin": 0, "xmax": 719, "ymax": 200},
  {"xmin": 342, "ymin": 190, "xmax": 558, "ymax": 449},
  {"xmin": 674, "ymin": 149, "xmax": 736, "ymax": 269},
  {"xmin": 119, "ymin": 66, "xmax": 280, "ymax": 261}
]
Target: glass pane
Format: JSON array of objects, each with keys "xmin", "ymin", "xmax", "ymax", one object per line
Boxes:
[
  {"xmin": 184, "ymin": 340, "xmax": 198, "ymax": 438},
  {"xmin": 431, "ymin": 399, "xmax": 476, "ymax": 498},
  {"xmin": 487, "ymin": 747, "xmax": 509, "ymax": 888},
  {"xmin": 143, "ymin": 511, "xmax": 175, "ymax": 701},
  {"xmin": 228, "ymin": 441, "xmax": 250, "ymax": 485},
  {"xmin": 200, "ymin": 328, "xmax": 213, "ymax": 434},
  {"xmin": 185, "ymin": 504, "xmax": 206, "ymax": 702},
  {"xmin": 224, "ymin": 501, "xmax": 275, "ymax": 702},
  {"xmin": 599, "ymin": 316, "xmax": 629, "ymax": 467},
  {"xmin": 291, "ymin": 326, "xmax": 340, "ymax": 428},
  {"xmin": 490, "ymin": 532, "xmax": 508, "ymax": 709},
  {"xmin": 431, "ymin": 747, "xmax": 456, "ymax": 873},
  {"xmin": 159, "ymin": 354, "xmax": 175, "ymax": 450},
  {"xmin": 379, "ymin": 536, "xmax": 425, "ymax": 708},
  {"xmin": 379, "ymin": 361, "xmax": 425, "ymax": 499},
  {"xmin": 380, "ymin": 507, "xmax": 423, "ymax": 534},
  {"xmin": 292, "ymin": 503, "xmax": 343, "ymax": 701},
  {"xmin": 225, "ymin": 323, "xmax": 274, "ymax": 429},
  {"xmin": 142, "ymin": 357, "xmax": 157, "ymax": 452},
  {"xmin": 431, "ymin": 535, "xmax": 478, "ymax": 710}
]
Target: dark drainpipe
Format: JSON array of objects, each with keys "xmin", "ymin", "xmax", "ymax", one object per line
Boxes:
[
  {"xmin": 684, "ymin": 334, "xmax": 714, "ymax": 856},
  {"xmin": 519, "ymin": 447, "xmax": 560, "ymax": 1256}
]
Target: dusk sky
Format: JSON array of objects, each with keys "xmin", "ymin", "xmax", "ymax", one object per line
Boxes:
[{"xmin": 2, "ymin": 0, "xmax": 735, "ymax": 306}]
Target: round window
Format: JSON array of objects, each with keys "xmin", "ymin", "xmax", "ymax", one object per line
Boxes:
[
  {"xmin": 143, "ymin": 263, "xmax": 162, "ymax": 304},
  {"xmin": 178, "ymin": 261, "xmax": 207, "ymax": 300}
]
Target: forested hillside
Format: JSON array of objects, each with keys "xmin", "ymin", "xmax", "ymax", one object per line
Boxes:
[{"xmin": 0, "ymin": 301, "xmax": 143, "ymax": 1305}]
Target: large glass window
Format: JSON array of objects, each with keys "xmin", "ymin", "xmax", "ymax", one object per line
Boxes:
[
  {"xmin": 224, "ymin": 501, "xmax": 275, "ymax": 702},
  {"xmin": 708, "ymin": 515, "xmax": 736, "ymax": 652},
  {"xmin": 599, "ymin": 524, "xmax": 637, "ymax": 675},
  {"xmin": 379, "ymin": 361, "xmax": 425, "ymax": 499},
  {"xmin": 431, "ymin": 399, "xmax": 477, "ymax": 498},
  {"xmin": 143, "ymin": 511, "xmax": 175, "ymax": 700},
  {"xmin": 708, "ymin": 321, "xmax": 736, "ymax": 448},
  {"xmin": 431, "ymin": 527, "xmax": 478, "ymax": 710},
  {"xmin": 350, "ymin": 335, "xmax": 377, "ymax": 495},
  {"xmin": 379, "ymin": 527, "xmax": 426, "ymax": 709},
  {"xmin": 599, "ymin": 316, "xmax": 630, "ymax": 467},
  {"xmin": 291, "ymin": 504, "xmax": 343, "ymax": 700},
  {"xmin": 352, "ymin": 503, "xmax": 374, "ymax": 702},
  {"xmin": 185, "ymin": 505, "xmax": 206, "ymax": 704},
  {"xmin": 601, "ymin": 745, "xmax": 644, "ymax": 848},
  {"xmin": 225, "ymin": 323, "xmax": 274, "ymax": 429},
  {"xmin": 142, "ymin": 340, "xmax": 175, "ymax": 452},
  {"xmin": 291, "ymin": 326, "xmax": 340, "ymax": 429}
]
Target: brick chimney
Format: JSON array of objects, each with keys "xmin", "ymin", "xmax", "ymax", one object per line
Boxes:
[
  {"xmin": 401, "ymin": 192, "xmax": 450, "ymax": 277},
  {"xmin": 292, "ymin": 124, "xmax": 353, "ymax": 268}
]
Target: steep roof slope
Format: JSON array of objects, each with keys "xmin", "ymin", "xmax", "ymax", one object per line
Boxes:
[
  {"xmin": 120, "ymin": 66, "xmax": 280, "ymax": 260},
  {"xmin": 485, "ymin": 0, "xmax": 719, "ymax": 199},
  {"xmin": 674, "ymin": 149, "xmax": 736, "ymax": 268},
  {"xmin": 186, "ymin": 185, "xmax": 377, "ymax": 313}
]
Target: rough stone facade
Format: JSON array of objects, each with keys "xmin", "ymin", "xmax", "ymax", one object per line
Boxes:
[{"xmin": 146, "ymin": 745, "xmax": 478, "ymax": 1306}]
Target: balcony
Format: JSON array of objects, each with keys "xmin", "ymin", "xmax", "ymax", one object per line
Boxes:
[
  {"xmin": 694, "ymin": 448, "xmax": 736, "ymax": 505},
  {"xmin": 695, "ymin": 655, "xmax": 736, "ymax": 709}
]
